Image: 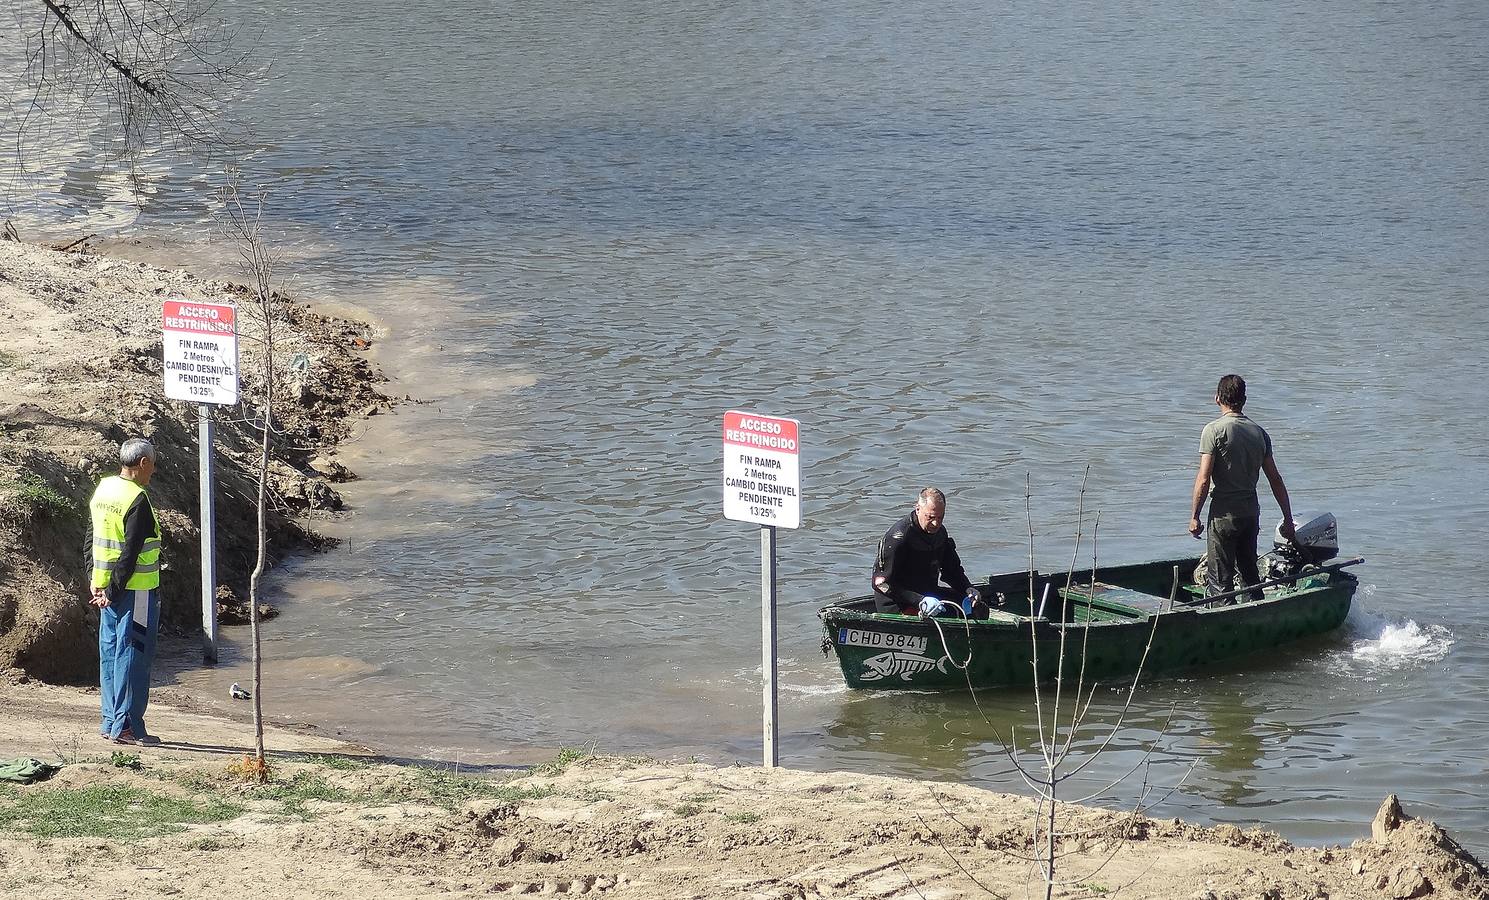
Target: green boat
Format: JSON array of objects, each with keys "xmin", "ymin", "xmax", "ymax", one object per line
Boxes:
[{"xmin": 819, "ymin": 545, "xmax": 1364, "ymax": 691}]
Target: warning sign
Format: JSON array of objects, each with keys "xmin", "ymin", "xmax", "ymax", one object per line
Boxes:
[
  {"xmin": 162, "ymin": 300, "xmax": 239, "ymax": 406},
  {"xmin": 722, "ymin": 410, "xmax": 800, "ymax": 529}
]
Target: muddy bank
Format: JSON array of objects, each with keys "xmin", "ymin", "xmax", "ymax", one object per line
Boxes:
[{"xmin": 0, "ymin": 238, "xmax": 392, "ymax": 683}]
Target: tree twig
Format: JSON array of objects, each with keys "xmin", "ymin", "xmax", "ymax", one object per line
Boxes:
[{"xmin": 51, "ymin": 232, "xmax": 96, "ymax": 252}]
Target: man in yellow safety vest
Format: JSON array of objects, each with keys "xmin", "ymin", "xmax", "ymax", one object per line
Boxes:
[{"xmin": 87, "ymin": 438, "xmax": 163, "ymax": 745}]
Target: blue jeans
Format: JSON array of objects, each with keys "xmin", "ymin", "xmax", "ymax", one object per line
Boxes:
[{"xmin": 99, "ymin": 588, "xmax": 159, "ymax": 739}]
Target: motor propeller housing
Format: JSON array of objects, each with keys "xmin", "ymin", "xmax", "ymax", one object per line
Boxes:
[{"xmin": 1265, "ymin": 511, "xmax": 1340, "ymax": 579}]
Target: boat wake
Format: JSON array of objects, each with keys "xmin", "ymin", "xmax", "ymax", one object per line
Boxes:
[
  {"xmin": 731, "ymin": 662, "xmax": 851, "ymax": 698},
  {"xmin": 1333, "ymin": 597, "xmax": 1454, "ymax": 675},
  {"xmin": 780, "ymin": 682, "xmax": 851, "ymax": 698},
  {"xmin": 1349, "ymin": 619, "xmax": 1453, "ymax": 663}
]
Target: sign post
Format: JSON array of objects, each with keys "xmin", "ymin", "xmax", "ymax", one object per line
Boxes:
[
  {"xmin": 162, "ymin": 300, "xmax": 240, "ymax": 664},
  {"xmin": 760, "ymin": 523, "xmax": 777, "ymax": 767},
  {"xmin": 722, "ymin": 410, "xmax": 801, "ymax": 769}
]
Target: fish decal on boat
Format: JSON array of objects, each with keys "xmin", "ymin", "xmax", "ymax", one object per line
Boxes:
[{"xmin": 859, "ymin": 650, "xmax": 950, "ymax": 682}]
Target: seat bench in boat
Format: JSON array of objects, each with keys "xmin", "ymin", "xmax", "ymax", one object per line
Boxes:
[{"xmin": 1057, "ymin": 582, "xmax": 1163, "ymax": 620}]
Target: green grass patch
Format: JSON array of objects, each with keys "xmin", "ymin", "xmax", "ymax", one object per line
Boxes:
[
  {"xmin": 303, "ymin": 753, "xmax": 373, "ymax": 771},
  {"xmin": 244, "ymin": 771, "xmax": 354, "ymax": 819},
  {"xmin": 0, "ymin": 784, "xmax": 241, "ymax": 840},
  {"xmin": 2, "ymin": 474, "xmax": 75, "ymax": 519},
  {"xmin": 168, "ymin": 771, "xmax": 223, "ymax": 792},
  {"xmin": 724, "ymin": 810, "xmax": 761, "ymax": 824},
  {"xmin": 110, "ymin": 752, "xmax": 142, "ymax": 770},
  {"xmin": 0, "ymin": 349, "xmax": 18, "ymax": 370},
  {"xmin": 300, "ymin": 756, "xmax": 372, "ymax": 768},
  {"xmin": 571, "ymin": 788, "xmax": 614, "ymax": 803},
  {"xmin": 672, "ymin": 802, "xmax": 707, "ymax": 818},
  {"xmin": 186, "ymin": 836, "xmax": 235, "ymax": 851},
  {"xmin": 399, "ymin": 766, "xmax": 555, "ymax": 810},
  {"xmin": 530, "ymin": 746, "xmax": 595, "ymax": 777}
]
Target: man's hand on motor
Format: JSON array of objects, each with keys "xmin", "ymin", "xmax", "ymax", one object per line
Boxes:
[
  {"xmin": 964, "ymin": 586, "xmax": 981, "ymax": 603},
  {"xmin": 872, "ymin": 575, "xmax": 889, "ymax": 594},
  {"xmin": 1279, "ymin": 519, "xmax": 1297, "ymax": 543}
]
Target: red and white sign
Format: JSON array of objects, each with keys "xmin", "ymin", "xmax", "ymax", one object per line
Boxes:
[
  {"xmin": 162, "ymin": 300, "xmax": 239, "ymax": 405},
  {"xmin": 722, "ymin": 410, "xmax": 801, "ymax": 529}
]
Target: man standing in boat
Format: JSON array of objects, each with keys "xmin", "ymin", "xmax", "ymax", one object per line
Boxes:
[
  {"xmin": 1189, "ymin": 374, "xmax": 1296, "ymax": 602},
  {"xmin": 872, "ymin": 487, "xmax": 982, "ymax": 615}
]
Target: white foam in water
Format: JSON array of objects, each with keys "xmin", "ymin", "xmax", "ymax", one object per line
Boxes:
[
  {"xmin": 1342, "ymin": 600, "xmax": 1454, "ymax": 669},
  {"xmin": 779, "ymin": 682, "xmax": 850, "ymax": 698},
  {"xmin": 1351, "ymin": 620, "xmax": 1453, "ymax": 663},
  {"xmin": 730, "ymin": 660, "xmax": 851, "ymax": 698}
]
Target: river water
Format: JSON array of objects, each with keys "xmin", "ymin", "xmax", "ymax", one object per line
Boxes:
[{"xmin": 4, "ymin": 0, "xmax": 1487, "ymax": 852}]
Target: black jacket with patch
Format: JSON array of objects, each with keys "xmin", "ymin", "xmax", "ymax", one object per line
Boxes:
[{"xmin": 872, "ymin": 511, "xmax": 972, "ymax": 598}]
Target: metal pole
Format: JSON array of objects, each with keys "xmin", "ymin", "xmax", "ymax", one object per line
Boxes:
[
  {"xmin": 760, "ymin": 524, "xmax": 779, "ymax": 769},
  {"xmin": 199, "ymin": 404, "xmax": 218, "ymax": 664}
]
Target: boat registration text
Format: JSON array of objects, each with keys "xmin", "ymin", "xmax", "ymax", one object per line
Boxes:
[{"xmin": 837, "ymin": 629, "xmax": 927, "ymax": 653}]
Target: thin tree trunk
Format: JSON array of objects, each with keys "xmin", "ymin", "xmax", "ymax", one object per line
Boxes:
[
  {"xmin": 1044, "ymin": 794, "xmax": 1057, "ymax": 900},
  {"xmin": 246, "ymin": 249, "xmax": 275, "ymax": 774},
  {"xmin": 223, "ymin": 178, "xmax": 277, "ymax": 779},
  {"xmin": 249, "ymin": 400, "xmax": 270, "ymax": 768}
]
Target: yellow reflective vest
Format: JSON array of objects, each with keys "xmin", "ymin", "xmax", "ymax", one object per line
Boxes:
[{"xmin": 89, "ymin": 475, "xmax": 162, "ymax": 592}]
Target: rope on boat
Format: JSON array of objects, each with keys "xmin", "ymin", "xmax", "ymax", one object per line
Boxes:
[{"xmin": 926, "ymin": 608, "xmax": 974, "ymax": 672}]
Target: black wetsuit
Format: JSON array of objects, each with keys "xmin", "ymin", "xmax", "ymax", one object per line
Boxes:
[{"xmin": 872, "ymin": 511, "xmax": 972, "ymax": 613}]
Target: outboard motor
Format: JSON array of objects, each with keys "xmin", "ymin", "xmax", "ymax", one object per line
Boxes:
[{"xmin": 1262, "ymin": 512, "xmax": 1339, "ymax": 581}]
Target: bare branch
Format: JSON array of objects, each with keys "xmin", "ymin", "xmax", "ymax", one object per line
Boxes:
[
  {"xmin": 890, "ymin": 855, "xmax": 931, "ymax": 900},
  {"xmin": 913, "ymin": 811, "xmax": 1010, "ymax": 899},
  {"xmin": 41, "ymin": 0, "xmax": 163, "ymax": 98},
  {"xmin": 1024, "ymin": 474, "xmax": 1051, "ymax": 767},
  {"xmin": 11, "ymin": 0, "xmax": 254, "ymax": 183},
  {"xmin": 1049, "ymin": 467, "xmax": 1092, "ymax": 772},
  {"xmin": 1057, "ymin": 507, "xmax": 1100, "ymax": 769}
]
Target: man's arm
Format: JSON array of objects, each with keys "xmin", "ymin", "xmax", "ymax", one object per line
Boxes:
[
  {"xmin": 1261, "ymin": 455, "xmax": 1296, "ymax": 542},
  {"xmin": 83, "ymin": 511, "xmax": 107, "ymax": 608},
  {"xmin": 107, "ymin": 493, "xmax": 151, "ymax": 601},
  {"xmin": 940, "ymin": 537, "xmax": 978, "ymax": 600},
  {"xmin": 871, "ymin": 523, "xmax": 907, "ymax": 595},
  {"xmin": 1189, "ymin": 453, "xmax": 1213, "ymax": 538}
]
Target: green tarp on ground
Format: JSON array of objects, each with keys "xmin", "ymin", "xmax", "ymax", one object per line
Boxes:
[{"xmin": 0, "ymin": 757, "xmax": 58, "ymax": 784}]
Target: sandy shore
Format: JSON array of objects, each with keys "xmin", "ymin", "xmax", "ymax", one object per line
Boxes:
[
  {"xmin": 2, "ymin": 678, "xmax": 1487, "ymax": 899},
  {"xmin": 2, "ymin": 239, "xmax": 1486, "ymax": 899}
]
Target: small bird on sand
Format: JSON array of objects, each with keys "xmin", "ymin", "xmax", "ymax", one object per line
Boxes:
[{"xmin": 229, "ymin": 682, "xmax": 251, "ymax": 700}]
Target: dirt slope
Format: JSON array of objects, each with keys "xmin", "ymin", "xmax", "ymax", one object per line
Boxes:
[{"xmin": 0, "ymin": 238, "xmax": 389, "ymax": 682}]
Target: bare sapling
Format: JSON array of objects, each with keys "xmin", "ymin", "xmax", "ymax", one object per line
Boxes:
[
  {"xmin": 1006, "ymin": 469, "xmax": 1197, "ymax": 897},
  {"xmin": 219, "ymin": 176, "xmax": 281, "ymax": 779},
  {"xmin": 910, "ymin": 470, "xmax": 1197, "ymax": 899}
]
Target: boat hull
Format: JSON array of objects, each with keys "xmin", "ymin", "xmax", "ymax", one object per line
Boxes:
[{"xmin": 819, "ymin": 560, "xmax": 1357, "ymax": 690}]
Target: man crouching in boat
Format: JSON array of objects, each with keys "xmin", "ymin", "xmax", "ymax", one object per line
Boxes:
[{"xmin": 872, "ymin": 487, "xmax": 983, "ymax": 616}]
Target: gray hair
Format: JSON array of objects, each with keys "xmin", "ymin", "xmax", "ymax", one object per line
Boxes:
[
  {"xmin": 119, "ymin": 438, "xmax": 156, "ymax": 467},
  {"xmin": 917, "ymin": 487, "xmax": 946, "ymax": 507}
]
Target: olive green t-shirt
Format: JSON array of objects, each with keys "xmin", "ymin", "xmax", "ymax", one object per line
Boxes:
[{"xmin": 1200, "ymin": 413, "xmax": 1272, "ymax": 518}]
